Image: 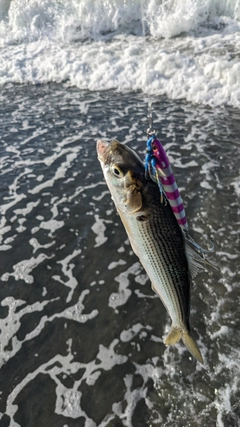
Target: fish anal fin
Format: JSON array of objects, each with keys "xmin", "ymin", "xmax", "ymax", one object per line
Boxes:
[
  {"xmin": 165, "ymin": 326, "xmax": 181, "ymax": 345},
  {"xmin": 165, "ymin": 326, "xmax": 204, "ymax": 364}
]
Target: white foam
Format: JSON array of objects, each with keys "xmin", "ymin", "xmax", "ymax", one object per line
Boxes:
[
  {"xmin": 232, "ymin": 177, "xmax": 240, "ymax": 196},
  {"xmin": 0, "ymin": 288, "xmax": 99, "ymax": 372},
  {"xmin": 214, "ymin": 349, "xmax": 240, "ymax": 426},
  {"xmin": 0, "ymin": 193, "xmax": 27, "ymax": 216},
  {"xmin": 53, "ymin": 248, "xmax": 82, "ymax": 303},
  {"xmin": 1, "ymin": 0, "xmax": 240, "ymax": 106},
  {"xmin": 209, "ymin": 325, "xmax": 229, "ymax": 340},
  {"xmin": 134, "ymin": 273, "xmax": 148, "ymax": 285},
  {"xmin": 13, "ymin": 200, "xmax": 40, "ymax": 216},
  {"xmin": 0, "ymin": 295, "xmax": 58, "ymax": 367},
  {"xmin": 91, "ymin": 214, "xmax": 111, "ymax": 248},
  {"xmin": 1, "ymin": 253, "xmax": 52, "ymax": 284},
  {"xmin": 108, "ymin": 262, "xmax": 140, "ymax": 309},
  {"xmin": 120, "ymin": 323, "xmax": 152, "ymax": 342},
  {"xmin": 108, "ymin": 259, "xmax": 127, "ymax": 270},
  {"xmin": 29, "ymin": 149, "xmax": 79, "ymax": 195}
]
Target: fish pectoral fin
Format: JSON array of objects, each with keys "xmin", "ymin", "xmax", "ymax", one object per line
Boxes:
[
  {"xmin": 186, "ymin": 242, "xmax": 209, "ymax": 279},
  {"xmin": 165, "ymin": 326, "xmax": 204, "ymax": 364},
  {"xmin": 185, "ymin": 237, "xmax": 218, "ymax": 279},
  {"xmin": 125, "ymin": 186, "xmax": 143, "ymax": 214}
]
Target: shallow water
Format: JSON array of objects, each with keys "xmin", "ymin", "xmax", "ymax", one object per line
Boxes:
[{"xmin": 0, "ymin": 84, "xmax": 239, "ymax": 427}]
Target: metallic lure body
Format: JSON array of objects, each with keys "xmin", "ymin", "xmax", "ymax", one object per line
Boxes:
[
  {"xmin": 145, "ymin": 135, "xmax": 188, "ymax": 231},
  {"xmin": 97, "ymin": 139, "xmax": 204, "ymax": 364}
]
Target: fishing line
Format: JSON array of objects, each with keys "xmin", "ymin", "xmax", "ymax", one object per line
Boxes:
[{"xmin": 140, "ymin": 0, "xmax": 154, "ymax": 134}]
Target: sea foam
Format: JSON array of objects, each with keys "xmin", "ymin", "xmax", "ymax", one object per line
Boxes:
[{"xmin": 1, "ymin": 0, "xmax": 240, "ymax": 107}]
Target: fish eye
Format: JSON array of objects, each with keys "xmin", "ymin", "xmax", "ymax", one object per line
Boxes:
[{"xmin": 111, "ymin": 165, "xmax": 124, "ymax": 177}]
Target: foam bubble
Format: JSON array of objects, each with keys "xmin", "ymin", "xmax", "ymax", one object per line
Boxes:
[
  {"xmin": 108, "ymin": 260, "xmax": 127, "ymax": 270},
  {"xmin": 1, "ymin": 254, "xmax": 51, "ymax": 284},
  {"xmin": 91, "ymin": 214, "xmax": 111, "ymax": 248},
  {"xmin": 108, "ymin": 262, "xmax": 141, "ymax": 309}
]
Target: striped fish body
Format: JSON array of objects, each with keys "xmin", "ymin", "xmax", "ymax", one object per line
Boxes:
[{"xmin": 97, "ymin": 139, "xmax": 203, "ymax": 363}]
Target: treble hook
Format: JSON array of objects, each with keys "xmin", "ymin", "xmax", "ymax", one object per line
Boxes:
[{"xmin": 184, "ymin": 231, "xmax": 215, "ymax": 259}]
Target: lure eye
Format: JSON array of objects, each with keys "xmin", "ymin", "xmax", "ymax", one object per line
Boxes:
[{"xmin": 111, "ymin": 165, "xmax": 124, "ymax": 178}]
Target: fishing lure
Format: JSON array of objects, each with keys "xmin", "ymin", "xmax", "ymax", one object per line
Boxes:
[
  {"xmin": 145, "ymin": 134, "xmax": 188, "ymax": 231},
  {"xmin": 145, "ymin": 133, "xmax": 215, "ymax": 262}
]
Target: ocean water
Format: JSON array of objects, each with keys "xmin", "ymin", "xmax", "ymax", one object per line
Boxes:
[{"xmin": 0, "ymin": 1, "xmax": 240, "ymax": 427}]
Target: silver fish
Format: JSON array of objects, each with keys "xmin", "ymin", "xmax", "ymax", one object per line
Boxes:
[{"xmin": 97, "ymin": 139, "xmax": 205, "ymax": 364}]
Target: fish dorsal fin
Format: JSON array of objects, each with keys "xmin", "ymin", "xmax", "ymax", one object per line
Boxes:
[
  {"xmin": 185, "ymin": 238, "xmax": 218, "ymax": 279},
  {"xmin": 125, "ymin": 186, "xmax": 142, "ymax": 214}
]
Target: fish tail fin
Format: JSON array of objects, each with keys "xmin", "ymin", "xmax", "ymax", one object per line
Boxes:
[
  {"xmin": 165, "ymin": 326, "xmax": 204, "ymax": 364},
  {"xmin": 182, "ymin": 331, "xmax": 204, "ymax": 364}
]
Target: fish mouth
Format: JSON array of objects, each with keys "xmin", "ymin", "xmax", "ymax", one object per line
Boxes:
[{"xmin": 97, "ymin": 139, "xmax": 109, "ymax": 162}]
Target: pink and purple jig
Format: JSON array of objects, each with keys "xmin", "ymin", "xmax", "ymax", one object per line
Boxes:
[
  {"xmin": 145, "ymin": 135, "xmax": 188, "ymax": 232},
  {"xmin": 145, "ymin": 133, "xmax": 215, "ymax": 262}
]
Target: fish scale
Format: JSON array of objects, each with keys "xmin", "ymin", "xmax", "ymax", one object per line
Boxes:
[{"xmin": 97, "ymin": 139, "xmax": 204, "ymax": 363}]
